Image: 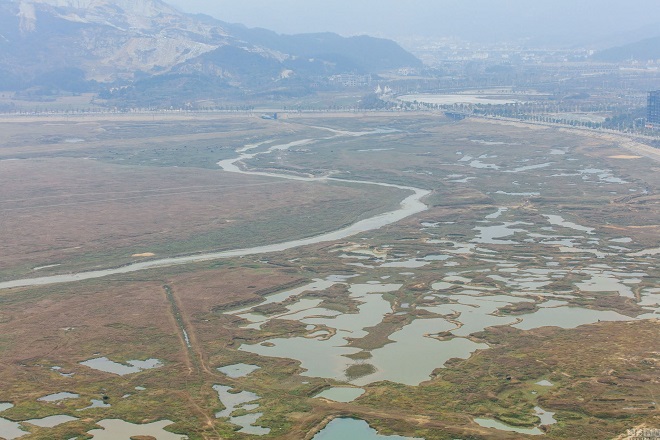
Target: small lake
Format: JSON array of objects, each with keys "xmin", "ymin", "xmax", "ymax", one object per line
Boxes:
[
  {"xmin": 230, "ymin": 413, "xmax": 270, "ymax": 435},
  {"xmin": 23, "ymin": 415, "xmax": 78, "ymax": 428},
  {"xmin": 475, "ymin": 406, "xmax": 555, "ymax": 436},
  {"xmin": 38, "ymin": 392, "xmax": 79, "ymax": 402},
  {"xmin": 313, "ymin": 418, "xmax": 423, "ymax": 440},
  {"xmin": 80, "ymin": 357, "xmax": 162, "ymax": 375},
  {"xmin": 217, "ymin": 363, "xmax": 261, "ymax": 378},
  {"xmin": 544, "ymin": 214, "xmax": 594, "ymax": 234},
  {"xmin": 535, "ymin": 406, "xmax": 557, "ymax": 426},
  {"xmin": 86, "ymin": 419, "xmax": 188, "ymax": 440},
  {"xmin": 240, "ymin": 284, "xmax": 401, "ymax": 381},
  {"xmin": 0, "ymin": 404, "xmax": 28, "ymax": 440},
  {"xmin": 475, "ymin": 418, "xmax": 543, "ymax": 435},
  {"xmin": 472, "ymin": 222, "xmax": 531, "ymax": 245},
  {"xmin": 0, "ymin": 418, "xmax": 28, "ymax": 440},
  {"xmin": 79, "ymin": 399, "xmax": 111, "ymax": 410},
  {"xmin": 354, "ymin": 318, "xmax": 488, "ymax": 386}
]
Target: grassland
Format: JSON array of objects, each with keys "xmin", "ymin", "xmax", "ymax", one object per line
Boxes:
[
  {"xmin": 0, "ymin": 113, "xmax": 658, "ymax": 439},
  {"xmin": 0, "ymin": 115, "xmax": 407, "ymax": 280}
]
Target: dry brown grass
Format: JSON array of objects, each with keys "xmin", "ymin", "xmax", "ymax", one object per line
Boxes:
[{"xmin": 0, "ymin": 157, "xmax": 398, "ymax": 279}]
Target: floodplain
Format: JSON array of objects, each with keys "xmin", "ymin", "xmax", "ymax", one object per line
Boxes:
[{"xmin": 0, "ymin": 112, "xmax": 658, "ymax": 439}]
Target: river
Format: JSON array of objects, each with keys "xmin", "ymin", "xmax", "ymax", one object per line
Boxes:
[{"xmin": 0, "ymin": 128, "xmax": 429, "ymax": 290}]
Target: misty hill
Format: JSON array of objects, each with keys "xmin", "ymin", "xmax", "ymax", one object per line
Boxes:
[
  {"xmin": 0, "ymin": 0, "xmax": 420, "ymax": 102},
  {"xmin": 217, "ymin": 21, "xmax": 421, "ymax": 73},
  {"xmin": 593, "ymin": 36, "xmax": 660, "ymax": 62}
]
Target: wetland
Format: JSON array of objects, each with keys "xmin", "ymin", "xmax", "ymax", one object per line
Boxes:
[{"xmin": 0, "ymin": 113, "xmax": 658, "ymax": 439}]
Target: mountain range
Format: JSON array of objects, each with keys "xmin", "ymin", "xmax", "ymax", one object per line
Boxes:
[
  {"xmin": 0, "ymin": 0, "xmax": 421, "ymax": 103},
  {"xmin": 593, "ymin": 35, "xmax": 660, "ymax": 63}
]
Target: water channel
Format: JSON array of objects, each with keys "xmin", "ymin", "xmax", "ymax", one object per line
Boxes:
[{"xmin": 0, "ymin": 129, "xmax": 429, "ymax": 290}]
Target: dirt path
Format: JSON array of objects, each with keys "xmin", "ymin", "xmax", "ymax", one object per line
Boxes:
[{"xmin": 163, "ymin": 284, "xmax": 230, "ymax": 439}]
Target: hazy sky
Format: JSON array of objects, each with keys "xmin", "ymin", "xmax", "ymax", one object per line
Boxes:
[{"xmin": 165, "ymin": 0, "xmax": 660, "ymax": 45}]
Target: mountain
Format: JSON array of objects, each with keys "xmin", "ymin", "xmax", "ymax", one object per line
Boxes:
[
  {"xmin": 0, "ymin": 0, "xmax": 225, "ymax": 81},
  {"xmin": 0, "ymin": 0, "xmax": 421, "ymax": 102},
  {"xmin": 592, "ymin": 35, "xmax": 660, "ymax": 62},
  {"xmin": 579, "ymin": 22, "xmax": 660, "ymax": 51},
  {"xmin": 216, "ymin": 22, "xmax": 421, "ymax": 73}
]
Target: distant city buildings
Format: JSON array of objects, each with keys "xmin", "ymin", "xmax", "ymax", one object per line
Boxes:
[{"xmin": 648, "ymin": 90, "xmax": 660, "ymax": 129}]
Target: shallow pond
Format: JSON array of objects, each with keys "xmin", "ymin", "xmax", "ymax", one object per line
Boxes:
[
  {"xmin": 575, "ymin": 271, "xmax": 637, "ymax": 298},
  {"xmin": 87, "ymin": 419, "xmax": 188, "ymax": 439},
  {"xmin": 213, "ymin": 385, "xmax": 261, "ymax": 418},
  {"xmin": 0, "ymin": 418, "xmax": 27, "ymax": 440},
  {"xmin": 0, "ymin": 404, "xmax": 28, "ymax": 440},
  {"xmin": 469, "ymin": 159, "xmax": 500, "ymax": 170},
  {"xmin": 79, "ymin": 399, "xmax": 111, "ymax": 410},
  {"xmin": 475, "ymin": 418, "xmax": 543, "ymax": 435},
  {"xmin": 23, "ymin": 415, "xmax": 78, "ymax": 428},
  {"xmin": 240, "ymin": 298, "xmax": 327, "ymax": 329},
  {"xmin": 354, "ymin": 318, "xmax": 488, "ymax": 386},
  {"xmin": 38, "ymin": 392, "xmax": 79, "ymax": 402},
  {"xmin": 420, "ymin": 300, "xmax": 520, "ymax": 338},
  {"xmin": 422, "ymin": 254, "xmax": 451, "ymax": 261},
  {"xmin": 544, "ymin": 214, "xmax": 594, "ymax": 234},
  {"xmin": 610, "ymin": 237, "xmax": 632, "ymax": 243},
  {"xmin": 240, "ymin": 284, "xmax": 413, "ymax": 380},
  {"xmin": 230, "ymin": 413, "xmax": 270, "ymax": 435},
  {"xmin": 217, "ymin": 363, "xmax": 261, "ymax": 378},
  {"xmin": 313, "ymin": 418, "xmax": 422, "ymax": 440},
  {"xmin": 535, "ymin": 406, "xmax": 557, "ymax": 426},
  {"xmin": 80, "ymin": 357, "xmax": 162, "ymax": 376},
  {"xmin": 472, "ymin": 222, "xmax": 530, "ymax": 244},
  {"xmin": 241, "ymin": 333, "xmax": 360, "ymax": 380},
  {"xmin": 213, "ymin": 385, "xmax": 269, "ymax": 435},
  {"xmin": 431, "ymin": 281, "xmax": 453, "ymax": 290}
]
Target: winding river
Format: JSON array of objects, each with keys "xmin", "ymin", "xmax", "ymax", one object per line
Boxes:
[{"xmin": 0, "ymin": 129, "xmax": 429, "ymax": 290}]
